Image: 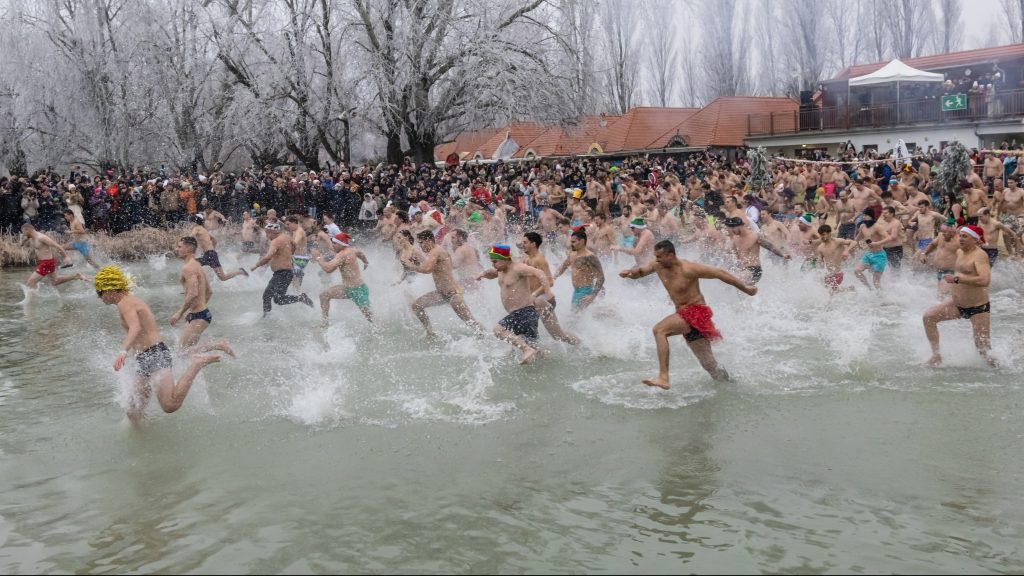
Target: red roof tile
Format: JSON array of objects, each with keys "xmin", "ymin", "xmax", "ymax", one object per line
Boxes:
[
  {"xmin": 602, "ymin": 107, "xmax": 700, "ymax": 153},
  {"xmin": 668, "ymin": 97, "xmax": 798, "ymax": 147},
  {"xmin": 831, "ymin": 44, "xmax": 1024, "ymax": 81}
]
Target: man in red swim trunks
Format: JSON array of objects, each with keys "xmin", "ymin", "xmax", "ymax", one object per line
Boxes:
[
  {"xmin": 20, "ymin": 222, "xmax": 87, "ymax": 290},
  {"xmin": 619, "ymin": 239, "xmax": 757, "ymax": 389}
]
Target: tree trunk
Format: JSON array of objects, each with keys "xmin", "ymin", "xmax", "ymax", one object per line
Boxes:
[
  {"xmin": 410, "ymin": 131, "xmax": 436, "ymax": 166},
  {"xmin": 386, "ymin": 131, "xmax": 403, "ymax": 165}
]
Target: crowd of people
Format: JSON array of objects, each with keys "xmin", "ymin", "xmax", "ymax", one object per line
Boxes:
[{"xmin": 10, "ymin": 144, "xmax": 1019, "ymax": 424}]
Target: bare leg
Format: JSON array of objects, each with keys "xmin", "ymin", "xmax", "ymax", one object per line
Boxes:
[
  {"xmin": 51, "ymin": 272, "xmax": 87, "ymax": 286},
  {"xmin": 449, "ymin": 294, "xmax": 485, "ymax": 334},
  {"xmin": 177, "ymin": 319, "xmax": 209, "ymax": 353},
  {"xmin": 969, "ymin": 312, "xmax": 996, "ymax": 366},
  {"xmin": 127, "ymin": 377, "xmax": 152, "ymax": 426},
  {"xmin": 191, "ymin": 339, "xmax": 235, "ymax": 357},
  {"xmin": 214, "ymin": 266, "xmax": 246, "ymax": 281},
  {"xmin": 152, "ymin": 355, "xmax": 221, "ymax": 414},
  {"xmin": 923, "ymin": 301, "xmax": 959, "ymax": 366},
  {"xmin": 537, "ymin": 299, "xmax": 580, "ymax": 345},
  {"xmin": 412, "ymin": 291, "xmax": 446, "ymax": 337},
  {"xmin": 872, "ymin": 271, "xmax": 883, "ymax": 290},
  {"xmin": 687, "ymin": 338, "xmax": 729, "ymax": 381},
  {"xmin": 642, "ymin": 313, "xmax": 689, "ymax": 390},
  {"xmin": 359, "ymin": 306, "xmax": 374, "ymax": 323},
  {"xmin": 853, "ymin": 265, "xmax": 872, "ymax": 290},
  {"xmin": 494, "ymin": 325, "xmax": 540, "ymax": 364},
  {"xmin": 25, "ymin": 272, "xmax": 42, "ymax": 289},
  {"xmin": 319, "ymin": 284, "xmax": 347, "ymax": 325}
]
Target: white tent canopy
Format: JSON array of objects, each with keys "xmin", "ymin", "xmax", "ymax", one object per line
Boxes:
[{"xmin": 848, "ymin": 59, "xmax": 944, "ymax": 86}]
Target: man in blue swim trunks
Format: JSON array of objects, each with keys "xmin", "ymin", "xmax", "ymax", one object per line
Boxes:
[
  {"xmin": 554, "ymin": 227, "xmax": 605, "ymax": 312},
  {"xmin": 170, "ymin": 236, "xmax": 235, "ymax": 358},
  {"xmin": 853, "ymin": 209, "xmax": 896, "ymax": 290},
  {"xmin": 62, "ymin": 209, "xmax": 100, "ymax": 269}
]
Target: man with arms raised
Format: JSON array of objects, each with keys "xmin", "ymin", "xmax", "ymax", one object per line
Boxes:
[
  {"xmin": 476, "ymin": 244, "xmax": 548, "ymax": 364},
  {"xmin": 620, "ymin": 240, "xmax": 757, "ymax": 390},
  {"xmin": 94, "ymin": 265, "xmax": 223, "ymax": 425},
  {"xmin": 922, "ymin": 225, "xmax": 996, "ymax": 367},
  {"xmin": 311, "ymin": 232, "xmax": 373, "ymax": 326},
  {"xmin": 169, "ymin": 236, "xmax": 235, "ymax": 357},
  {"xmin": 406, "ymin": 230, "xmax": 484, "ymax": 339}
]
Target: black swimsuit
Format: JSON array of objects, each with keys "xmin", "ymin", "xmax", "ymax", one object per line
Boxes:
[
  {"xmin": 958, "ymin": 302, "xmax": 990, "ymax": 319},
  {"xmin": 136, "ymin": 342, "xmax": 172, "ymax": 378}
]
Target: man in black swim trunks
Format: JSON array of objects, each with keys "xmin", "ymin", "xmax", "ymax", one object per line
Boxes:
[
  {"xmin": 922, "ymin": 225, "xmax": 996, "ymax": 367},
  {"xmin": 170, "ymin": 237, "xmax": 235, "ymax": 358},
  {"xmin": 476, "ymin": 244, "xmax": 549, "ymax": 364},
  {"xmin": 94, "ymin": 265, "xmax": 227, "ymax": 425},
  {"xmin": 722, "ymin": 216, "xmax": 790, "ymax": 285}
]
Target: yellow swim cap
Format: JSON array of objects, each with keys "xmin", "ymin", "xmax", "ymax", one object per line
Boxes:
[
  {"xmin": 253, "ymin": 203, "xmax": 260, "ymax": 210},
  {"xmin": 94, "ymin": 265, "xmax": 131, "ymax": 293}
]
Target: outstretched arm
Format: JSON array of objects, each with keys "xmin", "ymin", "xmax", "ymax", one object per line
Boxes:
[
  {"xmin": 619, "ymin": 261, "xmax": 657, "ymax": 279},
  {"xmin": 691, "ymin": 261, "xmax": 757, "ymax": 295}
]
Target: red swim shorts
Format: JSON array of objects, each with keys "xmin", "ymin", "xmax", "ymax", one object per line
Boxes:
[
  {"xmin": 676, "ymin": 304, "xmax": 722, "ymax": 342},
  {"xmin": 35, "ymin": 259, "xmax": 56, "ymax": 277},
  {"xmin": 824, "ymin": 271, "xmax": 844, "ymax": 291}
]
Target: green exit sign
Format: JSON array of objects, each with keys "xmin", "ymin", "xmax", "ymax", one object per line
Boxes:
[{"xmin": 941, "ymin": 94, "xmax": 967, "ymax": 111}]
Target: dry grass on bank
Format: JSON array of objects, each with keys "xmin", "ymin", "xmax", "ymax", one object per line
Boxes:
[{"xmin": 1, "ymin": 226, "xmax": 186, "ymax": 267}]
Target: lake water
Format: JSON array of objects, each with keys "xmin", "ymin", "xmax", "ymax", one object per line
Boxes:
[{"xmin": 2, "ymin": 243, "xmax": 1023, "ymax": 574}]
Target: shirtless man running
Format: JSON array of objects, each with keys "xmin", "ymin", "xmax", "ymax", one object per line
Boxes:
[
  {"xmin": 189, "ymin": 215, "xmax": 247, "ymax": 282},
  {"xmin": 919, "ymin": 219, "xmax": 959, "ymax": 299},
  {"xmin": 815, "ymin": 224, "xmax": 856, "ymax": 293},
  {"xmin": 620, "ymin": 240, "xmax": 757, "ymax": 389},
  {"xmin": 519, "ymin": 231, "xmax": 579, "ymax": 344},
  {"xmin": 476, "ymin": 244, "xmax": 549, "ymax": 364},
  {"xmin": 450, "ymin": 229, "xmax": 483, "ymax": 291},
  {"xmin": 406, "ymin": 230, "xmax": 485, "ymax": 339},
  {"xmin": 553, "ymin": 228, "xmax": 605, "ymax": 312},
  {"xmin": 311, "ymin": 232, "xmax": 373, "ymax": 326},
  {"xmin": 62, "ymin": 209, "xmax": 100, "ymax": 268},
  {"xmin": 251, "ymin": 221, "xmax": 314, "ymax": 316},
  {"xmin": 612, "ymin": 217, "xmax": 655, "ymax": 267},
  {"xmin": 922, "ymin": 225, "xmax": 996, "ymax": 367},
  {"xmin": 94, "ymin": 265, "xmax": 223, "ymax": 425},
  {"xmin": 169, "ymin": 236, "xmax": 235, "ymax": 357},
  {"xmin": 722, "ymin": 216, "xmax": 790, "ymax": 285},
  {"xmin": 20, "ymin": 222, "xmax": 86, "ymax": 290}
]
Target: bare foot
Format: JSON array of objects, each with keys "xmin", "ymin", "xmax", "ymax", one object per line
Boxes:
[
  {"xmin": 981, "ymin": 352, "xmax": 998, "ymax": 368},
  {"xmin": 520, "ymin": 347, "xmax": 539, "ymax": 364},
  {"xmin": 77, "ymin": 273, "xmax": 90, "ymax": 282},
  {"xmin": 642, "ymin": 376, "xmax": 671, "ymax": 390},
  {"xmin": 926, "ymin": 354, "xmax": 943, "ymax": 366},
  {"xmin": 711, "ymin": 368, "xmax": 731, "ymax": 382},
  {"xmin": 191, "ymin": 353, "xmax": 221, "ymax": 369},
  {"xmin": 211, "ymin": 339, "xmax": 236, "ymax": 358},
  {"xmin": 319, "ymin": 318, "xmax": 330, "ymax": 329}
]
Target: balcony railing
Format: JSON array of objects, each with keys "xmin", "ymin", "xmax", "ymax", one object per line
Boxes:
[{"xmin": 747, "ymin": 89, "xmax": 1024, "ymax": 136}]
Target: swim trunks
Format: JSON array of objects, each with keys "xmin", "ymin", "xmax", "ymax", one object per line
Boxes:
[
  {"xmin": 197, "ymin": 250, "xmax": 222, "ymax": 269},
  {"xmin": 936, "ymin": 268, "xmax": 954, "ymax": 281},
  {"xmin": 345, "ymin": 283, "xmax": 370, "ymax": 308},
  {"xmin": 291, "ymin": 254, "xmax": 311, "ymax": 276},
  {"xmin": 498, "ymin": 306, "xmax": 539, "ymax": 340},
  {"xmin": 676, "ymin": 304, "xmax": 722, "ymax": 342},
  {"xmin": 917, "ymin": 238, "xmax": 932, "ymax": 251},
  {"xmin": 982, "ymin": 246, "xmax": 998, "ymax": 266},
  {"xmin": 571, "ymin": 285, "xmax": 596, "ymax": 308},
  {"xmin": 186, "ymin": 308, "xmax": 213, "ymax": 324},
  {"xmin": 136, "ymin": 342, "xmax": 172, "ymax": 378},
  {"xmin": 745, "ymin": 266, "xmax": 763, "ymax": 285},
  {"xmin": 861, "ymin": 250, "xmax": 887, "ymax": 273},
  {"xmin": 824, "ymin": 271, "xmax": 844, "ymax": 291},
  {"xmin": 34, "ymin": 258, "xmax": 56, "ymax": 277},
  {"xmin": 71, "ymin": 241, "xmax": 91, "ymax": 257},
  {"xmin": 957, "ymin": 301, "xmax": 990, "ymax": 319}
]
